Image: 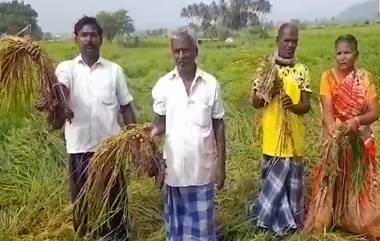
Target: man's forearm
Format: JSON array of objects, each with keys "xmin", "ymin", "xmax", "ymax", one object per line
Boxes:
[
  {"xmin": 121, "ymin": 104, "xmax": 136, "ymax": 126},
  {"xmin": 291, "ymin": 92, "xmax": 310, "ymax": 115},
  {"xmin": 291, "ymin": 102, "xmax": 310, "ymax": 115},
  {"xmin": 47, "ymin": 106, "xmax": 66, "ymax": 130},
  {"xmin": 152, "ymin": 114, "xmax": 166, "ymax": 136},
  {"xmin": 213, "ymin": 119, "xmax": 226, "ymax": 169}
]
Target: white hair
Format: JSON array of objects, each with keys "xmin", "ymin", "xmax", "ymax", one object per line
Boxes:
[{"xmin": 170, "ymin": 27, "xmax": 198, "ymax": 47}]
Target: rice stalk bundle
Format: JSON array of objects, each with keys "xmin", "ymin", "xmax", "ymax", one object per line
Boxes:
[
  {"xmin": 250, "ymin": 51, "xmax": 278, "ymax": 106},
  {"xmin": 275, "ymin": 90, "xmax": 297, "ymax": 157},
  {"xmin": 334, "ymin": 130, "xmax": 366, "ymax": 223},
  {"xmin": 0, "ymin": 35, "xmax": 63, "ymax": 113},
  {"xmin": 314, "ymin": 125, "xmax": 367, "ymax": 226},
  {"xmin": 75, "ymin": 123, "xmax": 164, "ymax": 239},
  {"xmin": 250, "ymin": 51, "xmax": 277, "ymax": 142}
]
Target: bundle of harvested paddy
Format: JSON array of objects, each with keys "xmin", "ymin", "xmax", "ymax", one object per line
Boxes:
[
  {"xmin": 75, "ymin": 123, "xmax": 164, "ymax": 239},
  {"xmin": 305, "ymin": 125, "xmax": 368, "ymax": 233},
  {"xmin": 0, "ymin": 35, "xmax": 64, "ymax": 113},
  {"xmin": 250, "ymin": 51, "xmax": 278, "ymax": 105},
  {"xmin": 275, "ymin": 103, "xmax": 297, "ymax": 156}
]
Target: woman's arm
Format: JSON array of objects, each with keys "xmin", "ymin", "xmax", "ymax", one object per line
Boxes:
[
  {"xmin": 320, "ymin": 95, "xmax": 336, "ymax": 138},
  {"xmin": 356, "ymin": 97, "xmax": 379, "ymax": 126}
]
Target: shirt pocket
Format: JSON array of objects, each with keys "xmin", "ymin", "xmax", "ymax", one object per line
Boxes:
[
  {"xmin": 189, "ymin": 100, "xmax": 212, "ymax": 127},
  {"xmin": 94, "ymin": 84, "xmax": 117, "ymax": 106}
]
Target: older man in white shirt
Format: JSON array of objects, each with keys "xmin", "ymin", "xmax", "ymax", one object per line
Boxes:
[
  {"xmin": 49, "ymin": 16, "xmax": 135, "ymax": 240},
  {"xmin": 150, "ymin": 29, "xmax": 226, "ymax": 241}
]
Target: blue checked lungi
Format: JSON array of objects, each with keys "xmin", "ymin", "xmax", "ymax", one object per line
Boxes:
[
  {"xmin": 165, "ymin": 184, "xmax": 217, "ymax": 241},
  {"xmin": 249, "ymin": 155, "xmax": 304, "ymax": 235}
]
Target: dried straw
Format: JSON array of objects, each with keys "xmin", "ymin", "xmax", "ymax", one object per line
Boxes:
[
  {"xmin": 313, "ymin": 125, "xmax": 367, "ymax": 227},
  {"xmin": 0, "ymin": 35, "xmax": 64, "ymax": 113},
  {"xmin": 250, "ymin": 51, "xmax": 278, "ymax": 106},
  {"xmin": 75, "ymin": 123, "xmax": 164, "ymax": 239}
]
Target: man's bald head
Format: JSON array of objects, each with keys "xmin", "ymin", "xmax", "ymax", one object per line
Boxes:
[{"xmin": 277, "ymin": 23, "xmax": 299, "ymax": 38}]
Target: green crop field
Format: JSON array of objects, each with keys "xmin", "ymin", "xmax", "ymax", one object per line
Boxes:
[{"xmin": 0, "ymin": 24, "xmax": 380, "ymax": 241}]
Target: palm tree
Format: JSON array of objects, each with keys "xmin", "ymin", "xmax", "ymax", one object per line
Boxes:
[
  {"xmin": 192, "ymin": 3, "xmax": 200, "ymax": 18},
  {"xmin": 209, "ymin": 1, "xmax": 219, "ymax": 22},
  {"xmin": 218, "ymin": 0, "xmax": 228, "ymax": 25},
  {"xmin": 254, "ymin": 0, "xmax": 272, "ymax": 24},
  {"xmin": 199, "ymin": 2, "xmax": 211, "ymax": 30},
  {"xmin": 187, "ymin": 4, "xmax": 195, "ymax": 23},
  {"xmin": 180, "ymin": 7, "xmax": 189, "ymax": 21}
]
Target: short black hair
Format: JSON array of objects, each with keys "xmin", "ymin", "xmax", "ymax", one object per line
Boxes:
[
  {"xmin": 278, "ymin": 23, "xmax": 299, "ymax": 37},
  {"xmin": 335, "ymin": 34, "xmax": 358, "ymax": 53},
  {"xmin": 74, "ymin": 16, "xmax": 103, "ymax": 37}
]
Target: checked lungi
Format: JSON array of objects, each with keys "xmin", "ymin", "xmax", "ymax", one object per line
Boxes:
[
  {"xmin": 165, "ymin": 183, "xmax": 217, "ymax": 241},
  {"xmin": 249, "ymin": 155, "xmax": 304, "ymax": 235}
]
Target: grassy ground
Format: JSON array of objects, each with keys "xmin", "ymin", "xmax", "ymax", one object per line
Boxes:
[{"xmin": 0, "ymin": 24, "xmax": 380, "ymax": 241}]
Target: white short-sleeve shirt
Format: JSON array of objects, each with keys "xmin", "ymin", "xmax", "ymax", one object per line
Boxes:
[
  {"xmin": 152, "ymin": 67, "xmax": 225, "ymax": 187},
  {"xmin": 56, "ymin": 55, "xmax": 133, "ymax": 154}
]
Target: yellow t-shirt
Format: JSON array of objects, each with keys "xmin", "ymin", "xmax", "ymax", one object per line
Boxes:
[{"xmin": 255, "ymin": 63, "xmax": 312, "ymax": 157}]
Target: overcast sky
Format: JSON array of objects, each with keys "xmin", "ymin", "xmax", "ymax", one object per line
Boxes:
[{"xmin": 17, "ymin": 0, "xmax": 368, "ymax": 34}]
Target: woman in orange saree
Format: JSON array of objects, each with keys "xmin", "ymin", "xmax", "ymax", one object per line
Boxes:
[{"xmin": 305, "ymin": 34, "xmax": 380, "ymax": 240}]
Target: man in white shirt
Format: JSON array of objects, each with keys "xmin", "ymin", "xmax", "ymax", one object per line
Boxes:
[
  {"xmin": 150, "ymin": 29, "xmax": 226, "ymax": 241},
  {"xmin": 49, "ymin": 16, "xmax": 135, "ymax": 240}
]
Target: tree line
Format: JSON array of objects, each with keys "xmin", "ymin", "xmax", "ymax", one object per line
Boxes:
[
  {"xmin": 180, "ymin": 0, "xmax": 272, "ymax": 32},
  {"xmin": 0, "ymin": 0, "xmax": 272, "ymax": 41},
  {"xmin": 0, "ymin": 0, "xmax": 136, "ymax": 41}
]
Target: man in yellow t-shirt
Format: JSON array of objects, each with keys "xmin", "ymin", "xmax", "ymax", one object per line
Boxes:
[{"xmin": 249, "ymin": 23, "xmax": 312, "ymax": 235}]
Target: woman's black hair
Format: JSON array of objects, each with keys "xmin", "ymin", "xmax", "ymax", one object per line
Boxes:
[{"xmin": 335, "ymin": 34, "xmax": 358, "ymax": 53}]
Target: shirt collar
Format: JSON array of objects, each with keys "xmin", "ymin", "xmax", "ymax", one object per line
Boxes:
[
  {"xmin": 75, "ymin": 54, "xmax": 105, "ymax": 66},
  {"xmin": 170, "ymin": 66, "xmax": 204, "ymax": 83}
]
